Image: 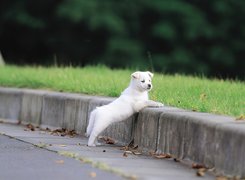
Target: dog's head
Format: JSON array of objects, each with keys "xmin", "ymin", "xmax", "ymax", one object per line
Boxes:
[{"xmin": 131, "ymin": 71, "xmax": 154, "ymax": 92}]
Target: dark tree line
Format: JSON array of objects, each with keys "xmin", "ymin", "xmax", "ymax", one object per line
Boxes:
[{"xmin": 0, "ymin": 0, "xmax": 244, "ymax": 79}]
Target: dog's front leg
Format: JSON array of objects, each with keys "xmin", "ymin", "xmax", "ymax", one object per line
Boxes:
[
  {"xmin": 146, "ymin": 100, "xmax": 164, "ymax": 107},
  {"xmin": 134, "ymin": 100, "xmax": 164, "ymax": 112}
]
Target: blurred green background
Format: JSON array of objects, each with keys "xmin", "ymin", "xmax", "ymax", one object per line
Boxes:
[{"xmin": 0, "ymin": 0, "xmax": 244, "ymax": 79}]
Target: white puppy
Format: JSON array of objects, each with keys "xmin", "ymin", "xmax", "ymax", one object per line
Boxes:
[{"xmin": 86, "ymin": 71, "xmax": 164, "ymax": 146}]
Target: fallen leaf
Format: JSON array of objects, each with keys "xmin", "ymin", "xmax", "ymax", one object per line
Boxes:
[
  {"xmin": 132, "ymin": 145, "xmax": 138, "ymax": 149},
  {"xmin": 26, "ymin": 123, "xmax": 35, "ymax": 131},
  {"xmin": 66, "ymin": 130, "xmax": 77, "ymax": 137},
  {"xmin": 120, "ymin": 146, "xmax": 129, "ymax": 151},
  {"xmin": 196, "ymin": 168, "xmax": 207, "ymax": 177},
  {"xmin": 55, "ymin": 160, "xmax": 64, "ymax": 164},
  {"xmin": 100, "ymin": 136, "xmax": 115, "ymax": 144},
  {"xmin": 155, "ymin": 154, "xmax": 172, "ymax": 159},
  {"xmin": 123, "ymin": 150, "xmax": 134, "ymax": 157},
  {"xmin": 132, "ymin": 151, "xmax": 142, "ymax": 155},
  {"xmin": 149, "ymin": 151, "xmax": 156, "ymax": 156},
  {"xmin": 192, "ymin": 163, "xmax": 206, "ymax": 169},
  {"xmin": 120, "ymin": 142, "xmax": 138, "ymax": 151},
  {"xmin": 89, "ymin": 172, "xmax": 96, "ymax": 178},
  {"xmin": 123, "ymin": 152, "xmax": 128, "ymax": 157},
  {"xmin": 196, "ymin": 170, "xmax": 205, "ymax": 177},
  {"xmin": 125, "ymin": 151, "xmax": 133, "ymax": 154},
  {"xmin": 198, "ymin": 168, "xmax": 207, "ymax": 172},
  {"xmin": 50, "ymin": 128, "xmax": 77, "ymax": 137}
]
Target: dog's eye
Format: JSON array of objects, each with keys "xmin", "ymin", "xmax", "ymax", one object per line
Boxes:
[{"xmin": 141, "ymin": 80, "xmax": 145, "ymax": 83}]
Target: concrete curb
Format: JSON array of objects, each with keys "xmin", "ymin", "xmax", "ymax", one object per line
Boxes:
[{"xmin": 0, "ymin": 87, "xmax": 244, "ymax": 178}]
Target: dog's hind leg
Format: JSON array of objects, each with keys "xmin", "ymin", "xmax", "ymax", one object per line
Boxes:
[
  {"xmin": 88, "ymin": 118, "xmax": 111, "ymax": 146},
  {"xmin": 85, "ymin": 110, "xmax": 96, "ymax": 137}
]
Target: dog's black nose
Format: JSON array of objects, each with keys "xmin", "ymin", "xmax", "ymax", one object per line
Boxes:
[{"xmin": 148, "ymin": 84, "xmax": 151, "ymax": 88}]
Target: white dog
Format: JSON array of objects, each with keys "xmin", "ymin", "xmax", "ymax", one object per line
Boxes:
[{"xmin": 86, "ymin": 71, "xmax": 164, "ymax": 146}]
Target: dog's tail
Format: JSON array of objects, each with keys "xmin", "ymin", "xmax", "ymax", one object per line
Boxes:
[{"xmin": 85, "ymin": 110, "xmax": 96, "ymax": 137}]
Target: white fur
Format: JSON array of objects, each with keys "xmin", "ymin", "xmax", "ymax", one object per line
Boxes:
[{"xmin": 86, "ymin": 71, "xmax": 164, "ymax": 146}]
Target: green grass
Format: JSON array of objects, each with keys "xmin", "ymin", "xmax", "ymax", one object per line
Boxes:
[{"xmin": 0, "ymin": 65, "xmax": 244, "ymax": 117}]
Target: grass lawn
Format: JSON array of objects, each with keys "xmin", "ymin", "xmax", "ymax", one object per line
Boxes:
[{"xmin": 0, "ymin": 65, "xmax": 244, "ymax": 117}]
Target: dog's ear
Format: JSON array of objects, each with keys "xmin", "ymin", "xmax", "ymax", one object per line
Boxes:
[
  {"xmin": 131, "ymin": 72, "xmax": 141, "ymax": 79},
  {"xmin": 147, "ymin": 71, "xmax": 154, "ymax": 78}
]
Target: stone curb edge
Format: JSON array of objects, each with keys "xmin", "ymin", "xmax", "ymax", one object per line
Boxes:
[{"xmin": 0, "ymin": 87, "xmax": 244, "ymax": 178}]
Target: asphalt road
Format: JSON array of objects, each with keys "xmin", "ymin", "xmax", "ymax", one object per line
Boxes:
[
  {"xmin": 0, "ymin": 135, "xmax": 123, "ymax": 180},
  {"xmin": 0, "ymin": 123, "xmax": 215, "ymax": 180}
]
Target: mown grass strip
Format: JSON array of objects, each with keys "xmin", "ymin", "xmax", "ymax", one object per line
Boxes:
[{"xmin": 0, "ymin": 65, "xmax": 244, "ymax": 117}]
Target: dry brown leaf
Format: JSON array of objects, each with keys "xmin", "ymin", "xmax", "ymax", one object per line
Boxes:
[
  {"xmin": 90, "ymin": 172, "xmax": 97, "ymax": 178},
  {"xmin": 123, "ymin": 152, "xmax": 128, "ymax": 157},
  {"xmin": 100, "ymin": 136, "xmax": 115, "ymax": 144},
  {"xmin": 132, "ymin": 145, "xmax": 138, "ymax": 149},
  {"xmin": 165, "ymin": 154, "xmax": 172, "ymax": 158},
  {"xmin": 120, "ymin": 145, "xmax": 141, "ymax": 156},
  {"xmin": 125, "ymin": 151, "xmax": 133, "ymax": 154},
  {"xmin": 120, "ymin": 146, "xmax": 129, "ymax": 151},
  {"xmin": 132, "ymin": 151, "xmax": 142, "ymax": 155},
  {"xmin": 26, "ymin": 123, "xmax": 35, "ymax": 131},
  {"xmin": 196, "ymin": 168, "xmax": 207, "ymax": 177},
  {"xmin": 196, "ymin": 170, "xmax": 205, "ymax": 177},
  {"xmin": 155, "ymin": 154, "xmax": 172, "ymax": 159},
  {"xmin": 192, "ymin": 163, "xmax": 206, "ymax": 169},
  {"xmin": 50, "ymin": 128, "xmax": 77, "ymax": 137},
  {"xmin": 149, "ymin": 151, "xmax": 156, "ymax": 156}
]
